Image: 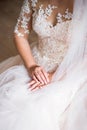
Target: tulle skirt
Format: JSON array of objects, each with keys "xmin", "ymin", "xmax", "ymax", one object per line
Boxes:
[{"xmin": 0, "ymin": 55, "xmax": 87, "ymax": 130}]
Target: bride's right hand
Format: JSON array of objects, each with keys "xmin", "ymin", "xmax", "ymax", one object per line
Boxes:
[{"xmin": 28, "ymin": 65, "xmax": 50, "ymax": 86}]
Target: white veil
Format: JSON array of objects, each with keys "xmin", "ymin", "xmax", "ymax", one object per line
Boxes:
[{"xmin": 52, "ymin": 0, "xmax": 87, "ymax": 81}]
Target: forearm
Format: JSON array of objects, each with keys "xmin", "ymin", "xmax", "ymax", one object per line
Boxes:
[{"xmin": 14, "ymin": 35, "xmax": 37, "ymax": 69}]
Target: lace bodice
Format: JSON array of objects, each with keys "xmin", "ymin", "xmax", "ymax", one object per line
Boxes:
[{"xmin": 14, "ymin": 0, "xmax": 73, "ymax": 72}]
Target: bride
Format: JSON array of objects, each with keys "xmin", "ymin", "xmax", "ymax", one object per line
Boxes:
[{"xmin": 0, "ymin": 0, "xmax": 87, "ymax": 130}]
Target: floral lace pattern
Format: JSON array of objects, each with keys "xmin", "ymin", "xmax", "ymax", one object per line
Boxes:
[
  {"xmin": 57, "ymin": 8, "xmax": 72, "ymax": 23},
  {"xmin": 14, "ymin": 0, "xmax": 31, "ymax": 37},
  {"xmin": 14, "ymin": 0, "xmax": 73, "ymax": 72},
  {"xmin": 31, "ymin": 21, "xmax": 70, "ymax": 72},
  {"xmin": 39, "ymin": 4, "xmax": 57, "ymax": 18},
  {"xmin": 31, "ymin": 0, "xmax": 37, "ymax": 7}
]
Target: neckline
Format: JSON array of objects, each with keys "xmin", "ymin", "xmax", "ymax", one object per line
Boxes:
[
  {"xmin": 34, "ymin": 4, "xmax": 73, "ymax": 28},
  {"xmin": 37, "ymin": 4, "xmax": 73, "ymax": 28},
  {"xmin": 45, "ymin": 9, "xmax": 73, "ymax": 28}
]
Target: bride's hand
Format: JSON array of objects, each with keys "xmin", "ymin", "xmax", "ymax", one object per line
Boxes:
[
  {"xmin": 29, "ymin": 72, "xmax": 53, "ymax": 91},
  {"xmin": 28, "ymin": 65, "xmax": 49, "ymax": 86},
  {"xmin": 29, "ymin": 80, "xmax": 44, "ymax": 91}
]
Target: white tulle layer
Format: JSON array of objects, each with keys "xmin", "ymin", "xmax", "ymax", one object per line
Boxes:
[{"xmin": 0, "ymin": 55, "xmax": 87, "ymax": 130}]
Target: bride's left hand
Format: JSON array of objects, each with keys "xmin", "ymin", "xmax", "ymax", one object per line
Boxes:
[{"xmin": 29, "ymin": 73, "xmax": 53, "ymax": 91}]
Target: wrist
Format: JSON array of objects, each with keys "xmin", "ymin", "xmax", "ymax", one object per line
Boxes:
[
  {"xmin": 26, "ymin": 63, "xmax": 39, "ymax": 71},
  {"xmin": 27, "ymin": 64, "xmax": 40, "ymax": 77}
]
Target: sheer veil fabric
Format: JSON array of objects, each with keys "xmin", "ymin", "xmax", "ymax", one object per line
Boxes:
[{"xmin": 52, "ymin": 0, "xmax": 87, "ymax": 81}]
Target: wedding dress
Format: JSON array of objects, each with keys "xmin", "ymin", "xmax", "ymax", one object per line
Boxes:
[{"xmin": 0, "ymin": 0, "xmax": 87, "ymax": 130}]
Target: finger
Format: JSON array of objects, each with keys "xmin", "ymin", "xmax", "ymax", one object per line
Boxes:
[
  {"xmin": 29, "ymin": 80, "xmax": 35, "ymax": 85},
  {"xmin": 31, "ymin": 84, "xmax": 45, "ymax": 91},
  {"xmin": 41, "ymin": 69, "xmax": 49, "ymax": 83},
  {"xmin": 30, "ymin": 82, "xmax": 47, "ymax": 91},
  {"xmin": 34, "ymin": 67, "xmax": 45, "ymax": 84},
  {"xmin": 31, "ymin": 87, "xmax": 39, "ymax": 91},
  {"xmin": 29, "ymin": 80, "xmax": 36, "ymax": 88},
  {"xmin": 35, "ymin": 72, "xmax": 45, "ymax": 85},
  {"xmin": 29, "ymin": 82, "xmax": 41, "ymax": 91},
  {"xmin": 33, "ymin": 75, "xmax": 39, "ymax": 82},
  {"xmin": 38, "ymin": 71, "xmax": 48, "ymax": 85}
]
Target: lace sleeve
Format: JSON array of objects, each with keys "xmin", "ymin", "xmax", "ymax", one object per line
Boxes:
[{"xmin": 14, "ymin": 0, "xmax": 32, "ymax": 37}]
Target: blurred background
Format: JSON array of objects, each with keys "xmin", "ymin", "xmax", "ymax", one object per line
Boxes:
[
  {"xmin": 0, "ymin": 0, "xmax": 36, "ymax": 62},
  {"xmin": 0, "ymin": 0, "xmax": 22, "ymax": 62}
]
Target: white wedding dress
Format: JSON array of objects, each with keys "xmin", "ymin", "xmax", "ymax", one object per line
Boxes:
[{"xmin": 0, "ymin": 0, "xmax": 87, "ymax": 130}]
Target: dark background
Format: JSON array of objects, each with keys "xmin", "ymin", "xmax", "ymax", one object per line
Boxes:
[
  {"xmin": 0, "ymin": 0, "xmax": 37, "ymax": 62},
  {"xmin": 0, "ymin": 0, "xmax": 23, "ymax": 62}
]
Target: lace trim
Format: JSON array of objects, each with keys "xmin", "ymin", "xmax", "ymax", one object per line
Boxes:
[
  {"xmin": 31, "ymin": 0, "xmax": 38, "ymax": 7},
  {"xmin": 37, "ymin": 4, "xmax": 72, "ymax": 27},
  {"xmin": 38, "ymin": 4, "xmax": 57, "ymax": 18},
  {"xmin": 44, "ymin": 4, "xmax": 57, "ymax": 18},
  {"xmin": 14, "ymin": 0, "xmax": 31, "ymax": 37},
  {"xmin": 57, "ymin": 8, "xmax": 73, "ymax": 23}
]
